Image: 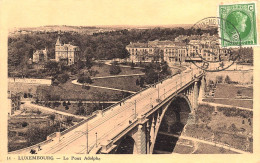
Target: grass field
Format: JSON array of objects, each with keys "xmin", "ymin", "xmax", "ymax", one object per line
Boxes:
[
  {"xmin": 184, "ymin": 104, "xmax": 253, "ymax": 152},
  {"xmin": 204, "ymin": 83, "xmax": 253, "ymax": 108},
  {"xmin": 214, "ymin": 84, "xmax": 253, "ymax": 99},
  {"xmin": 92, "ymin": 76, "xmax": 142, "ymax": 92},
  {"xmin": 193, "ymin": 143, "xmax": 238, "ymax": 154},
  {"xmin": 37, "ymin": 80, "xmax": 126, "ymax": 101},
  {"xmin": 90, "ymin": 64, "xmax": 143, "ymax": 77}
]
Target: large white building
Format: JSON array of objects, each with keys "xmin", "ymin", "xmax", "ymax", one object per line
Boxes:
[{"xmin": 126, "ymin": 35, "xmax": 228, "ymax": 65}]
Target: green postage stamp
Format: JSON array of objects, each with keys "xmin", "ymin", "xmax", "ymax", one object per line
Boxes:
[{"xmin": 219, "ymin": 2, "xmax": 258, "ymax": 47}]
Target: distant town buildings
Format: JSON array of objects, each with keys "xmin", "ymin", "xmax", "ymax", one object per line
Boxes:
[
  {"xmin": 55, "ymin": 36, "xmax": 80, "ymax": 65},
  {"xmin": 126, "ymin": 34, "xmax": 230, "ymax": 65},
  {"xmin": 32, "ymin": 48, "xmax": 48, "ymax": 63}
]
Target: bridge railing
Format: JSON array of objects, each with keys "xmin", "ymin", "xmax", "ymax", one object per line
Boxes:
[{"xmin": 60, "ymin": 114, "xmax": 97, "ymax": 136}]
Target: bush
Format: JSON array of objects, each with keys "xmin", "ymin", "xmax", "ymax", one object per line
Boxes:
[
  {"xmin": 77, "ymin": 75, "xmax": 93, "ymax": 84},
  {"xmin": 53, "ymin": 102, "xmax": 61, "ymax": 107},
  {"xmin": 63, "ymin": 101, "xmax": 67, "ymax": 106},
  {"xmin": 224, "ymin": 75, "xmax": 231, "ymax": 84},
  {"xmin": 21, "ymin": 122, "xmax": 28, "ymax": 127},
  {"xmin": 217, "ymin": 106, "xmax": 253, "ymax": 118}
]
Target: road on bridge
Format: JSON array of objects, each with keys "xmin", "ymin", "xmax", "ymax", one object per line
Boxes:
[{"xmin": 27, "ymin": 66, "xmax": 202, "ymax": 154}]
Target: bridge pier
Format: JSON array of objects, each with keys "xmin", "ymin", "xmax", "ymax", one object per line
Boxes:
[
  {"xmin": 193, "ymin": 79, "xmax": 199, "ymax": 110},
  {"xmin": 146, "ymin": 122, "xmax": 150, "ymax": 154},
  {"xmin": 136, "ymin": 124, "xmax": 146, "ymax": 154},
  {"xmin": 198, "ymin": 75, "xmax": 206, "ymax": 102}
]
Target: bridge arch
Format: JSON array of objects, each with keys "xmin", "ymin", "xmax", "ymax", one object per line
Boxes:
[
  {"xmin": 114, "ymin": 135, "xmax": 137, "ymax": 154},
  {"xmin": 152, "ymin": 94, "xmax": 192, "ymax": 154}
]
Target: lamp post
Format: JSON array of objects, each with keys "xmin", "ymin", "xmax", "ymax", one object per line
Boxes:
[
  {"xmin": 156, "ymin": 72, "xmax": 161, "ymax": 102},
  {"xmin": 124, "ymin": 100, "xmax": 137, "ymax": 119},
  {"xmin": 86, "ymin": 122, "xmax": 89, "ymax": 154},
  {"xmin": 156, "ymin": 84, "xmax": 160, "ymax": 102},
  {"xmin": 95, "ymin": 132, "xmax": 98, "ymax": 147},
  {"xmin": 134, "ymin": 100, "xmax": 137, "ymax": 119}
]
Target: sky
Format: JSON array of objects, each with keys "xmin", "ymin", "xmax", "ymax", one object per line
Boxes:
[{"xmin": 0, "ymin": 0, "xmax": 249, "ymax": 29}]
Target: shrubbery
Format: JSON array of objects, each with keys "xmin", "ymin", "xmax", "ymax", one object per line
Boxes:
[
  {"xmin": 77, "ymin": 75, "xmax": 93, "ymax": 84},
  {"xmin": 217, "ymin": 107, "xmax": 253, "ymax": 118}
]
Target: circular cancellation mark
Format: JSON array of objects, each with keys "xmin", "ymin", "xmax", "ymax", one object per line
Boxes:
[{"xmin": 186, "ymin": 17, "xmax": 242, "ymax": 72}]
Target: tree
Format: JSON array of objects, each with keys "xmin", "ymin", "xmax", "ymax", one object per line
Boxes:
[
  {"xmin": 44, "ymin": 61, "xmax": 59, "ymax": 74},
  {"xmin": 85, "ymin": 56, "xmax": 93, "ymax": 69},
  {"xmin": 229, "ymin": 123, "xmax": 237, "ymax": 132},
  {"xmin": 139, "ymin": 77, "xmax": 145, "ymax": 87},
  {"xmin": 144, "ymin": 69, "xmax": 158, "ymax": 84},
  {"xmin": 65, "ymin": 116, "xmax": 73, "ymax": 126},
  {"xmin": 237, "ymin": 90, "xmax": 242, "ymax": 96},
  {"xmin": 21, "ymin": 122, "xmax": 28, "ymax": 127},
  {"xmin": 131, "ymin": 61, "xmax": 135, "ymax": 69},
  {"xmin": 224, "ymin": 75, "xmax": 231, "ymax": 84},
  {"xmin": 77, "ymin": 100, "xmax": 83, "ymax": 107},
  {"xmin": 136, "ymin": 79, "xmax": 140, "ymax": 86},
  {"xmin": 77, "ymin": 60, "xmax": 85, "ymax": 70},
  {"xmin": 76, "ymin": 106, "xmax": 86, "ymax": 115},
  {"xmin": 63, "ymin": 101, "xmax": 67, "ymax": 106},
  {"xmin": 216, "ymin": 75, "xmax": 223, "ymax": 83},
  {"xmin": 109, "ymin": 63, "xmax": 121, "ymax": 75},
  {"xmin": 53, "ymin": 73, "xmax": 70, "ymax": 84},
  {"xmin": 49, "ymin": 114, "xmax": 55, "ymax": 124}
]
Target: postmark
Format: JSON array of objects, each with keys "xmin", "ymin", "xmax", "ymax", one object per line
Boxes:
[
  {"xmin": 186, "ymin": 17, "xmax": 241, "ymax": 72},
  {"xmin": 219, "ymin": 2, "xmax": 258, "ymax": 47}
]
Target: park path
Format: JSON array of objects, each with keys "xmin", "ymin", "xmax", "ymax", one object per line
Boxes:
[
  {"xmin": 22, "ymin": 101, "xmax": 87, "ymax": 119},
  {"xmin": 200, "ymin": 101, "xmax": 253, "ymax": 111},
  {"xmin": 102, "ymin": 60, "xmax": 144, "ymax": 69},
  {"xmin": 71, "ymin": 80, "xmax": 137, "ymax": 94},
  {"xmin": 179, "ymin": 135, "xmax": 251, "ymax": 154},
  {"xmin": 91, "ymin": 73, "xmax": 144, "ymax": 79},
  {"xmin": 204, "ymin": 97, "xmax": 253, "ymax": 101}
]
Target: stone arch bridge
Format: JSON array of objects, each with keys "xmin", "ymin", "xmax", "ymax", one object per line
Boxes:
[{"xmin": 9, "ymin": 67, "xmax": 206, "ymax": 155}]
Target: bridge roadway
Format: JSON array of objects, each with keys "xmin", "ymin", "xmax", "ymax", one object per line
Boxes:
[{"xmin": 32, "ymin": 66, "xmax": 202, "ymax": 154}]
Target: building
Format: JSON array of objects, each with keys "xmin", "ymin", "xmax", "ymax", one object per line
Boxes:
[
  {"xmin": 55, "ymin": 36, "xmax": 80, "ymax": 65},
  {"xmin": 8, "ymin": 91, "xmax": 21, "ymax": 116},
  {"xmin": 126, "ymin": 35, "xmax": 228, "ymax": 65},
  {"xmin": 32, "ymin": 48, "xmax": 48, "ymax": 63}
]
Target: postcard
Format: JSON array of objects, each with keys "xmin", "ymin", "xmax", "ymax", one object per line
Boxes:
[{"xmin": 0, "ymin": 0, "xmax": 259, "ymax": 162}]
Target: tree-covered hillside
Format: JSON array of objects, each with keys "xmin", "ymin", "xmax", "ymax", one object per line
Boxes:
[{"xmin": 7, "ymin": 27, "xmax": 219, "ymax": 71}]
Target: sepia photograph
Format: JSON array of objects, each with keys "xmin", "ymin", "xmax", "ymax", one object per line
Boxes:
[{"xmin": 0, "ymin": 0, "xmax": 260, "ymax": 162}]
